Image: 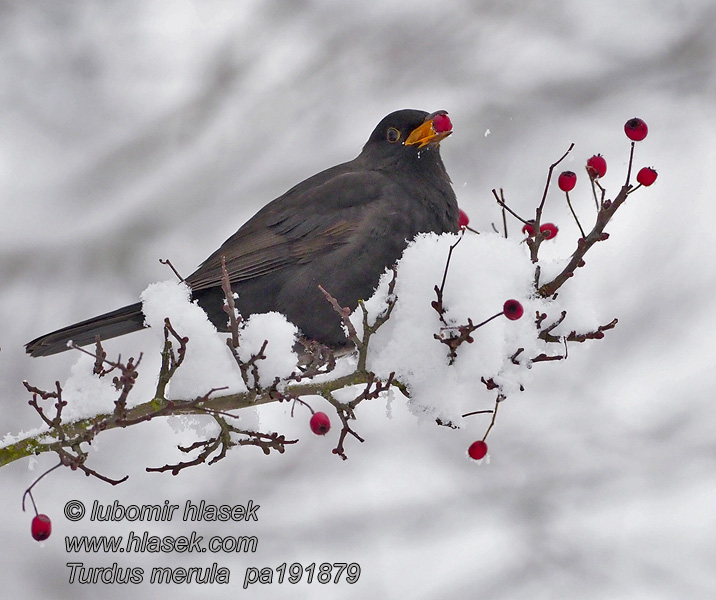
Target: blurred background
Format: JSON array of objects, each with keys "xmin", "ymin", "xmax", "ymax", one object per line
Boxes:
[{"xmin": 2, "ymin": 0, "xmax": 715, "ymax": 598}]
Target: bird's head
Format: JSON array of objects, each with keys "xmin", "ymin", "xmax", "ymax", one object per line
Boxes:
[{"xmin": 361, "ymin": 109, "xmax": 453, "ymax": 164}]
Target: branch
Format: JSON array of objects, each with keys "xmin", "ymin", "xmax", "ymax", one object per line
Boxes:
[
  {"xmin": 537, "ymin": 184, "xmax": 631, "ymax": 297},
  {"xmin": 319, "ymin": 265, "xmax": 398, "ymax": 372},
  {"xmin": 1, "ymin": 369, "xmax": 399, "ymax": 468}
]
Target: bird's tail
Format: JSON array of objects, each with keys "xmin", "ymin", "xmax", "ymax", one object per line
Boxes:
[{"xmin": 25, "ymin": 302, "xmax": 146, "ymax": 357}]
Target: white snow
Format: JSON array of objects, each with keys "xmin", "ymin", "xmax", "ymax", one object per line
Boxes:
[
  {"xmin": 363, "ymin": 232, "xmax": 558, "ymax": 424},
  {"xmin": 237, "ymin": 312, "xmax": 299, "ymax": 385},
  {"xmin": 139, "ymin": 282, "xmax": 299, "ymax": 401},
  {"xmin": 60, "ymin": 353, "xmax": 126, "ymax": 421},
  {"xmin": 140, "ymin": 280, "xmax": 246, "ymax": 400}
]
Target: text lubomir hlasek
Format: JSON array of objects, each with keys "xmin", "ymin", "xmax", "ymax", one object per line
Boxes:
[{"xmin": 89, "ymin": 500, "xmax": 259, "ymax": 522}]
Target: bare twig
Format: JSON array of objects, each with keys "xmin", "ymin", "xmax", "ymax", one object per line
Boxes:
[
  {"xmin": 536, "ymin": 143, "xmax": 575, "ymax": 220},
  {"xmin": 482, "ymin": 394, "xmax": 505, "ymax": 441},
  {"xmin": 220, "ymin": 256, "xmax": 241, "ymax": 349},
  {"xmin": 320, "ymin": 266, "xmax": 398, "ymax": 372},
  {"xmin": 565, "ymin": 191, "xmax": 586, "ymax": 238},
  {"xmin": 492, "ymin": 188, "xmax": 528, "ymax": 225},
  {"xmin": 431, "ymin": 233, "xmax": 464, "ymax": 326},
  {"xmin": 159, "ymin": 258, "xmax": 185, "ymax": 282},
  {"xmin": 625, "ymin": 141, "xmax": 635, "ymax": 186}
]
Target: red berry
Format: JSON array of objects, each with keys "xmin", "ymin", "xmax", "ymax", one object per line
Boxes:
[
  {"xmin": 458, "ymin": 208, "xmax": 470, "ymax": 228},
  {"xmin": 558, "ymin": 171, "xmax": 577, "ymax": 192},
  {"xmin": 432, "ymin": 113, "xmax": 452, "ymax": 133},
  {"xmin": 468, "ymin": 440, "xmax": 488, "ymax": 460},
  {"xmin": 503, "ymin": 299, "xmax": 524, "ymax": 321},
  {"xmin": 586, "ymin": 154, "xmax": 607, "ymax": 179},
  {"xmin": 539, "ymin": 222, "xmax": 558, "ymax": 240},
  {"xmin": 31, "ymin": 514, "xmax": 52, "ymax": 541},
  {"xmin": 624, "ymin": 118, "xmax": 648, "ymax": 142},
  {"xmin": 636, "ymin": 166, "xmax": 658, "ymax": 186},
  {"xmin": 522, "ymin": 222, "xmax": 536, "ymax": 236},
  {"xmin": 309, "ymin": 412, "xmax": 331, "ymax": 435}
]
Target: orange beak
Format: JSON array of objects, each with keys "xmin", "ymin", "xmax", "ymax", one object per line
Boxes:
[{"xmin": 404, "ymin": 111, "xmax": 453, "ymax": 148}]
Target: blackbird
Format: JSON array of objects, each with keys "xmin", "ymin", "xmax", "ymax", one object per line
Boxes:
[{"xmin": 26, "ymin": 109, "xmax": 459, "ymax": 357}]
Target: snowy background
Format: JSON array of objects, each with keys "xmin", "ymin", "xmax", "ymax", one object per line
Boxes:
[{"xmin": 2, "ymin": 0, "xmax": 716, "ymax": 598}]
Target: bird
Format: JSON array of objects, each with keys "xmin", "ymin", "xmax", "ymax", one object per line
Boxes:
[{"xmin": 26, "ymin": 109, "xmax": 459, "ymax": 357}]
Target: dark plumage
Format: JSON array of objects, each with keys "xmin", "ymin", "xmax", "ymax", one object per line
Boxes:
[{"xmin": 26, "ymin": 109, "xmax": 459, "ymax": 357}]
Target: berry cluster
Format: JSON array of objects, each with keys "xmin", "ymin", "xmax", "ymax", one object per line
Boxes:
[
  {"xmin": 545, "ymin": 117, "xmax": 657, "ymax": 242},
  {"xmin": 521, "ymin": 222, "xmax": 559, "ymax": 240},
  {"xmin": 465, "ymin": 117, "xmax": 658, "ymax": 462}
]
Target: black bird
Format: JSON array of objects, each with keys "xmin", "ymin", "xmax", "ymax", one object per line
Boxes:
[{"xmin": 26, "ymin": 109, "xmax": 459, "ymax": 357}]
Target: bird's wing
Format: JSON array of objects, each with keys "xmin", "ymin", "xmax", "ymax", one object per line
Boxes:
[{"xmin": 185, "ymin": 168, "xmax": 392, "ymax": 292}]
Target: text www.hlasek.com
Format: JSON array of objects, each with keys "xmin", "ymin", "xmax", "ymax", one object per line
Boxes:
[{"xmin": 65, "ymin": 531, "xmax": 257, "ymax": 553}]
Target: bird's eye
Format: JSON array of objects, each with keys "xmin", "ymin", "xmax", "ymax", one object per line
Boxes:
[{"xmin": 386, "ymin": 127, "xmax": 401, "ymax": 143}]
